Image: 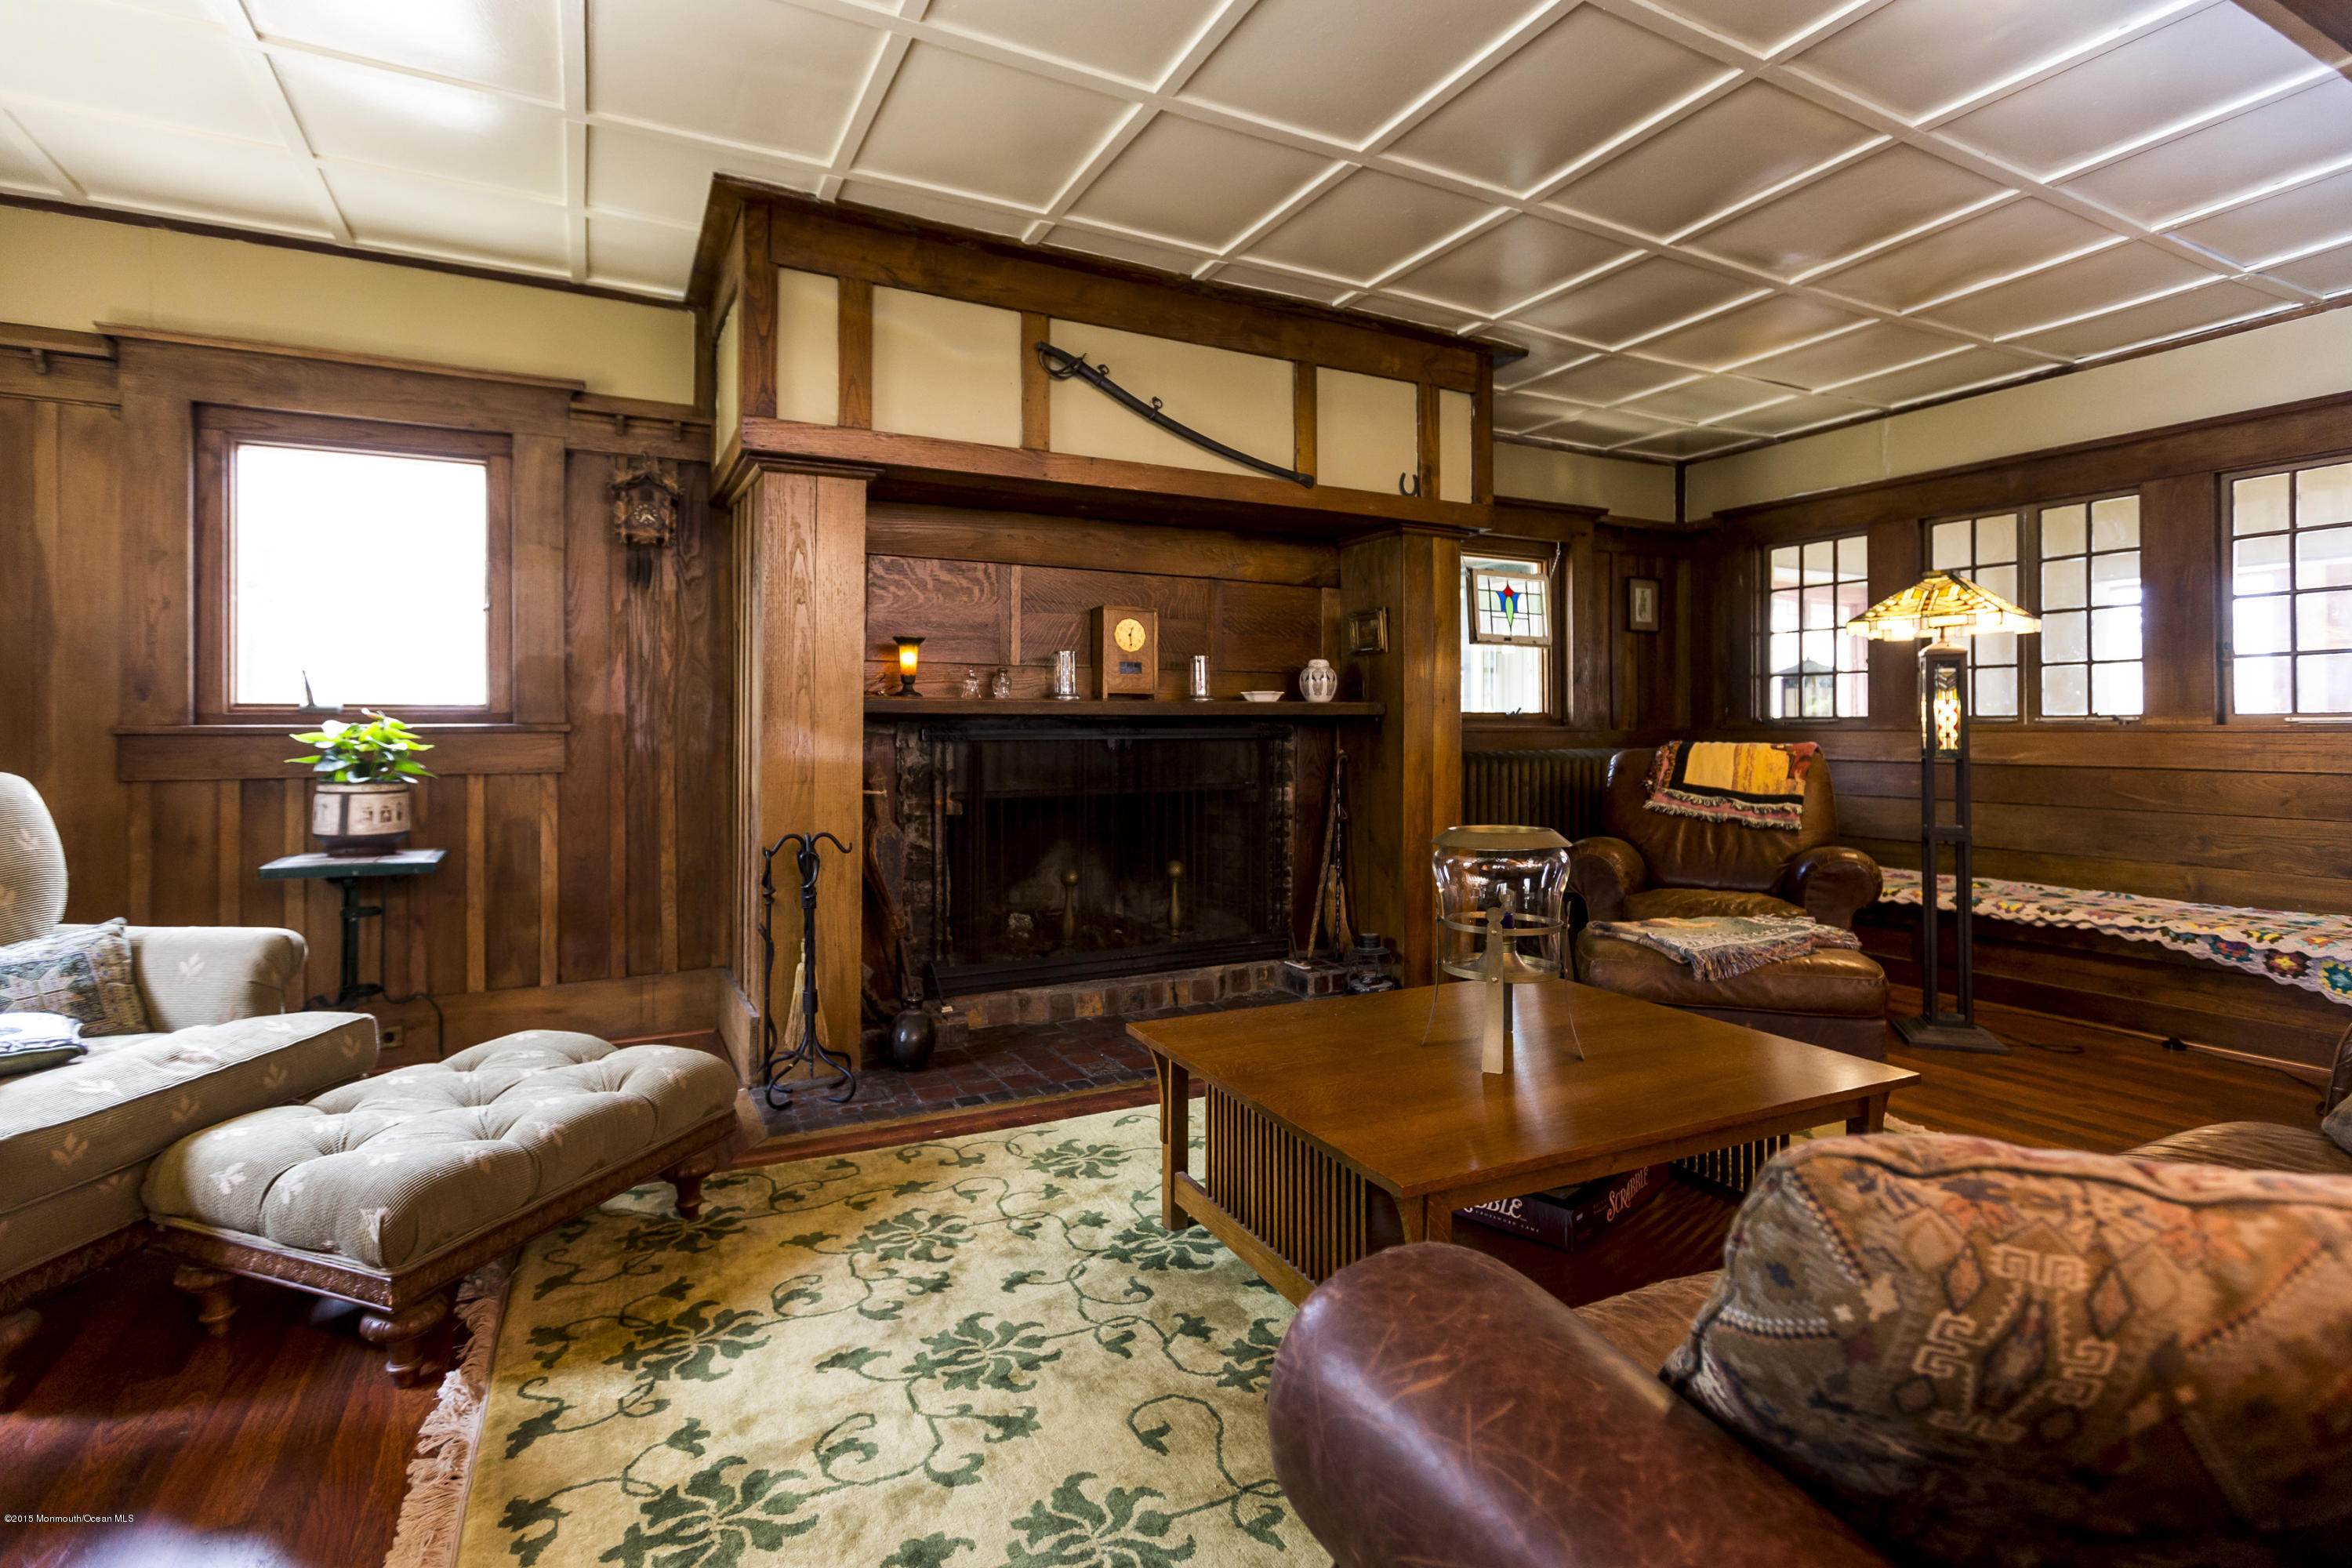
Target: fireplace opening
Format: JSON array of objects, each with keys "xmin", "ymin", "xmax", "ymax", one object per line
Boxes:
[{"xmin": 920, "ymin": 724, "xmax": 1293, "ymax": 996}]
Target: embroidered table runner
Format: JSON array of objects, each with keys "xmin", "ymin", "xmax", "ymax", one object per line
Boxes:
[
  {"xmin": 1642, "ymin": 740, "xmax": 1818, "ymax": 830},
  {"xmin": 1588, "ymin": 914, "xmax": 1861, "ymax": 983},
  {"xmin": 1880, "ymin": 868, "xmax": 2352, "ymax": 1008}
]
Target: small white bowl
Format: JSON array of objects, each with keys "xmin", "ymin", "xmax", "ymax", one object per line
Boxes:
[{"xmin": 1239, "ymin": 690, "xmax": 1284, "ymax": 702}]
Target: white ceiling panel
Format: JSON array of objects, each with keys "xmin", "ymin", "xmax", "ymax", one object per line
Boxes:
[
  {"xmin": 2172, "ymin": 165, "xmax": 2352, "ymax": 268},
  {"xmin": 274, "ymin": 51, "xmax": 563, "ymax": 196},
  {"xmin": 1511, "ymin": 256, "xmax": 1761, "ymax": 347},
  {"xmin": 1791, "ymin": 0, "xmax": 2189, "ymax": 120},
  {"xmin": 1631, "ymin": 293, "xmax": 1872, "ymax": 370},
  {"xmin": 1493, "ymin": 390, "xmax": 1584, "ymax": 433},
  {"xmin": 1687, "ymin": 145, "xmax": 2005, "ymax": 278},
  {"xmin": 2010, "ymin": 279, "xmax": 2288, "ymax": 359},
  {"xmin": 0, "ymin": 0, "xmax": 278, "ymax": 142},
  {"xmin": 1620, "ymin": 374, "xmax": 1791, "ymax": 424},
  {"xmin": 1245, "ymin": 166, "xmax": 1498, "ymax": 285},
  {"xmin": 246, "ymin": 0, "xmax": 563, "ymax": 100},
  {"xmin": 1200, "ymin": 260, "xmax": 1356, "ymax": 305},
  {"xmin": 1642, "ymin": 0, "xmax": 1863, "ymax": 54},
  {"xmin": 586, "ymin": 123, "xmax": 819, "ymax": 228},
  {"xmin": 1617, "ymin": 424, "xmax": 1759, "ymax": 459},
  {"xmin": 1516, "ymin": 354, "xmax": 1695, "ymax": 405},
  {"xmin": 1045, "ymin": 227, "xmax": 1210, "ymax": 275},
  {"xmin": 13, "ymin": 103, "xmax": 327, "ymax": 232},
  {"xmin": 923, "ymin": 0, "xmax": 1223, "ymax": 86},
  {"xmin": 590, "ymin": 0, "xmax": 884, "ymax": 161},
  {"xmin": 1540, "ymin": 404, "xmax": 1686, "ymax": 448},
  {"xmin": 1178, "ymin": 0, "xmax": 1541, "ymax": 146},
  {"xmin": 2061, "ymin": 76, "xmax": 2352, "ymax": 226},
  {"xmin": 1824, "ymin": 344, "xmax": 2049, "ymax": 406},
  {"xmin": 322, "ymin": 160, "xmax": 568, "ymax": 270},
  {"xmin": 586, "ymin": 210, "xmax": 702, "ymax": 293},
  {"xmin": 1812, "ymin": 200, "xmax": 2118, "ymax": 311},
  {"xmin": 1388, "ymin": 214, "xmax": 1633, "ymax": 316},
  {"xmin": 2272, "ymin": 241, "xmax": 2352, "ymax": 298},
  {"xmin": 1735, "ymin": 320, "xmax": 1969, "ymax": 390},
  {"xmin": 1940, "ymin": 3, "xmax": 2324, "ymax": 179},
  {"xmin": 835, "ymin": 178, "xmax": 1034, "ymax": 237},
  {"xmin": 1715, "ymin": 390, "xmax": 1879, "ymax": 434},
  {"xmin": 1386, "ymin": 7, "xmax": 1727, "ymax": 194},
  {"xmin": 1549, "ymin": 82, "xmax": 1877, "ymax": 239},
  {"xmin": 1918, "ymin": 241, "xmax": 2223, "ymax": 338},
  {"xmin": 858, "ymin": 44, "xmax": 1133, "ymax": 210},
  {"xmin": 1067, "ymin": 115, "xmax": 1334, "ymax": 251},
  {"xmin": 0, "ymin": 0, "xmax": 2341, "ymax": 457},
  {"xmin": 1490, "ymin": 336, "xmax": 1603, "ymax": 390}
]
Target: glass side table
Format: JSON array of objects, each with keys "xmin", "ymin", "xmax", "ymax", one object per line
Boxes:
[{"xmin": 258, "ymin": 848, "xmax": 446, "ymax": 1011}]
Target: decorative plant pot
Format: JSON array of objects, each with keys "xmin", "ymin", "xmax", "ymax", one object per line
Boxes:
[
  {"xmin": 312, "ymin": 782, "xmax": 412, "ymax": 857},
  {"xmin": 1298, "ymin": 659, "xmax": 1338, "ymax": 702}
]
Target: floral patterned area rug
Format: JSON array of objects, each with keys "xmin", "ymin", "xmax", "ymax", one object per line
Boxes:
[{"xmin": 454, "ymin": 1105, "xmax": 1324, "ymax": 1568}]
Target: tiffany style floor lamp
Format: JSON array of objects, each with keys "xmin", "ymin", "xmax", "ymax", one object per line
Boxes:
[{"xmin": 1847, "ymin": 570, "xmax": 2040, "ymax": 1054}]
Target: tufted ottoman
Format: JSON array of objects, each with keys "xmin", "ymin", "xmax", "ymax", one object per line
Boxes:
[{"xmin": 143, "ymin": 1029, "xmax": 737, "ymax": 1384}]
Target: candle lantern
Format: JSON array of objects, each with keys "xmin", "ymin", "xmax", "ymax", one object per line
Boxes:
[
  {"xmin": 1431, "ymin": 825, "xmax": 1573, "ymax": 1075},
  {"xmin": 892, "ymin": 637, "xmax": 924, "ymax": 697}
]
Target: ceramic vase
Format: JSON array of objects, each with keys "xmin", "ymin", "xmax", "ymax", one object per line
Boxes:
[
  {"xmin": 312, "ymin": 782, "xmax": 412, "ymax": 857},
  {"xmin": 1298, "ymin": 659, "xmax": 1338, "ymax": 702}
]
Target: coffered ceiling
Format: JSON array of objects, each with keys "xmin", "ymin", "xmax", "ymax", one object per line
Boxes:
[{"xmin": 5, "ymin": 0, "xmax": 2350, "ymax": 459}]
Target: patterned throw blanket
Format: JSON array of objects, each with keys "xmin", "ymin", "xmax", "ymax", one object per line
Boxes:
[
  {"xmin": 1882, "ymin": 868, "xmax": 2352, "ymax": 1009},
  {"xmin": 1643, "ymin": 740, "xmax": 1818, "ymax": 830},
  {"xmin": 1590, "ymin": 914, "xmax": 1860, "ymax": 982}
]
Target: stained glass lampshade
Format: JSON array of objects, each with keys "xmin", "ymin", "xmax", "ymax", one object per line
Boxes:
[{"xmin": 1845, "ymin": 570, "xmax": 2039, "ymax": 641}]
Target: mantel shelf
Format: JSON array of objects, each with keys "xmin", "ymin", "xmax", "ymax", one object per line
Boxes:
[{"xmin": 866, "ymin": 698, "xmax": 1382, "ymax": 720}]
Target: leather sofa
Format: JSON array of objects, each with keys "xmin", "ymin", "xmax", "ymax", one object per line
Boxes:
[
  {"xmin": 1571, "ymin": 746, "xmax": 1889, "ymax": 1059},
  {"xmin": 1265, "ymin": 1041, "xmax": 2352, "ymax": 1568}
]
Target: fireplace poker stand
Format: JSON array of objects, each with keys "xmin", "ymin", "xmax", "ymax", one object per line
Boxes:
[{"xmin": 758, "ymin": 830, "xmax": 858, "ymax": 1108}]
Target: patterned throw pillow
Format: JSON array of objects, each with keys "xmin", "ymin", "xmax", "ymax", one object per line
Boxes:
[
  {"xmin": 0, "ymin": 918, "xmax": 151, "ymax": 1036},
  {"xmin": 1664, "ymin": 1134, "xmax": 2352, "ymax": 1567}
]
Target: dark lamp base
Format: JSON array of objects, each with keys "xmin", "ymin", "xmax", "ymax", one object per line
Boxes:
[{"xmin": 1893, "ymin": 1014, "xmax": 2009, "ymax": 1054}]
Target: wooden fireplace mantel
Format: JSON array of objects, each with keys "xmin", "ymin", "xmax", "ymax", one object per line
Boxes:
[{"xmin": 863, "ymin": 698, "xmax": 1383, "ymax": 719}]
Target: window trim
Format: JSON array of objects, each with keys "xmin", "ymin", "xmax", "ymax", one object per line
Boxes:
[
  {"xmin": 194, "ymin": 405, "xmax": 514, "ymax": 725},
  {"xmin": 2027, "ymin": 491, "xmax": 2144, "ymax": 724},
  {"xmin": 1755, "ymin": 531, "xmax": 1870, "ymax": 724},
  {"xmin": 1460, "ymin": 540, "xmax": 1561, "ymax": 722},
  {"xmin": 2221, "ymin": 449, "xmax": 2352, "ymax": 724}
]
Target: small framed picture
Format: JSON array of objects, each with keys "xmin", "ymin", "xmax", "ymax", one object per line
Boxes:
[
  {"xmin": 1345, "ymin": 607, "xmax": 1389, "ymax": 655},
  {"xmin": 1627, "ymin": 576, "xmax": 1661, "ymax": 633}
]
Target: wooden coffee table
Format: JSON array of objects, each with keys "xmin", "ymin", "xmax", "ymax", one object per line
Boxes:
[{"xmin": 1129, "ymin": 979, "xmax": 1918, "ymax": 1303}]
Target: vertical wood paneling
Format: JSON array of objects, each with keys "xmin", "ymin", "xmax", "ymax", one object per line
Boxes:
[
  {"xmin": 149, "ymin": 781, "xmax": 217, "ymax": 927},
  {"xmin": 537, "ymin": 772, "xmax": 559, "ymax": 986},
  {"xmin": 1292, "ymin": 361, "xmax": 1316, "ymax": 480},
  {"xmin": 624, "ymin": 532, "xmax": 677, "ymax": 975},
  {"xmin": 511, "ymin": 433, "xmax": 569, "ymax": 724},
  {"xmin": 838, "ymin": 279, "xmax": 874, "ymax": 430},
  {"xmin": 466, "ymin": 775, "xmax": 488, "ymax": 993},
  {"xmin": 1018, "ymin": 310, "xmax": 1050, "ymax": 451},
  {"xmin": 483, "ymin": 772, "xmax": 541, "ymax": 991},
  {"xmin": 558, "ymin": 450, "xmax": 622, "ymax": 982},
  {"xmin": 673, "ymin": 462, "xmax": 729, "ymax": 971},
  {"xmin": 2142, "ymin": 472, "xmax": 2220, "ymax": 722},
  {"xmin": 214, "ymin": 781, "xmax": 241, "ymax": 925}
]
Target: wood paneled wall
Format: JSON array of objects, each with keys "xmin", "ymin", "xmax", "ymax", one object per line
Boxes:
[
  {"xmin": 862, "ymin": 501, "xmax": 1341, "ymax": 699},
  {"xmin": 0, "ymin": 332, "xmax": 729, "ymax": 1061},
  {"xmin": 1693, "ymin": 390, "xmax": 2352, "ymax": 1069},
  {"xmin": 1463, "ymin": 501, "xmax": 1718, "ymax": 754}
]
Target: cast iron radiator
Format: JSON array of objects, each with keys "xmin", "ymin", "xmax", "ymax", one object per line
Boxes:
[{"xmin": 1461, "ymin": 748, "xmax": 1616, "ymax": 839}]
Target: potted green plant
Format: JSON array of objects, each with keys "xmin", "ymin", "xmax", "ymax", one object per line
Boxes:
[{"xmin": 288, "ymin": 712, "xmax": 436, "ymax": 857}]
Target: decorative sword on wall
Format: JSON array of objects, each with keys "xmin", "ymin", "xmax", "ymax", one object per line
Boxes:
[{"xmin": 1036, "ymin": 341, "xmax": 1316, "ymax": 488}]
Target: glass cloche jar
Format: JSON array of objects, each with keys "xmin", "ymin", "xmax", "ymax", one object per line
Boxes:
[{"xmin": 1431, "ymin": 825, "xmax": 1573, "ymax": 1072}]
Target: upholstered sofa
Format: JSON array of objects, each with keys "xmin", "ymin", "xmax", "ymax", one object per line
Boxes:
[
  {"xmin": 1571, "ymin": 746, "xmax": 1890, "ymax": 1058},
  {"xmin": 0, "ymin": 773, "xmax": 374, "ymax": 1388},
  {"xmin": 1268, "ymin": 1044, "xmax": 2352, "ymax": 1568}
]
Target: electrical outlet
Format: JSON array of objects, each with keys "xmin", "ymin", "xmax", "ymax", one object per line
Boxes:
[{"xmin": 379, "ymin": 1024, "xmax": 405, "ymax": 1049}]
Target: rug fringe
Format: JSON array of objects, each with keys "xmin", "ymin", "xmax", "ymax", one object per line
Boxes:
[{"xmin": 383, "ymin": 1254, "xmax": 515, "ymax": 1568}]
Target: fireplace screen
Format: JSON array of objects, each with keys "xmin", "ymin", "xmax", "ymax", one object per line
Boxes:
[{"xmin": 921, "ymin": 725, "xmax": 1291, "ymax": 996}]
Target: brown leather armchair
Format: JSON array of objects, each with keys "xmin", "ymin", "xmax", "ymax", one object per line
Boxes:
[
  {"xmin": 1571, "ymin": 747, "xmax": 1889, "ymax": 1059},
  {"xmin": 1570, "ymin": 746, "xmax": 1881, "ymax": 929}
]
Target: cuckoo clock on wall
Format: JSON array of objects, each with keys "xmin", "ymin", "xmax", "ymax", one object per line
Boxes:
[{"xmin": 610, "ymin": 456, "xmax": 681, "ymax": 587}]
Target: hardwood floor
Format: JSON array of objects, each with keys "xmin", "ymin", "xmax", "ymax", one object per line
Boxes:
[{"xmin": 2, "ymin": 991, "xmax": 2331, "ymax": 1567}]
